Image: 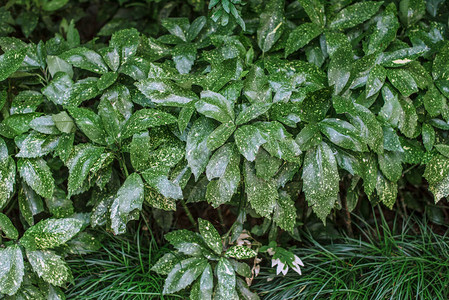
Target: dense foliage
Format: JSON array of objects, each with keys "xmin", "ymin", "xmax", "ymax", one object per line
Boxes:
[{"xmin": 0, "ymin": 0, "xmax": 449, "ymax": 298}]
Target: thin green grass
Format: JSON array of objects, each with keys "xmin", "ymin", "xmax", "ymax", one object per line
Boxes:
[
  {"xmin": 66, "ymin": 226, "xmax": 185, "ymax": 300},
  {"xmin": 253, "ymin": 212, "xmax": 449, "ymax": 300}
]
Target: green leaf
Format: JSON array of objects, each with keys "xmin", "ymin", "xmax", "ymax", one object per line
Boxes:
[
  {"xmin": 45, "ymin": 188, "xmax": 74, "ymax": 218},
  {"xmin": 303, "ymin": 142, "xmax": 339, "ymax": 223},
  {"xmin": 378, "ymin": 151, "xmax": 403, "ymax": 182},
  {"xmin": 398, "ymin": 98, "xmax": 418, "ymax": 138},
  {"xmin": 135, "ymin": 79, "xmax": 198, "ymax": 107},
  {"xmin": 0, "ymin": 47, "xmax": 27, "ymax": 82},
  {"xmin": 0, "ymin": 245, "xmax": 24, "ymax": 296},
  {"xmin": 206, "ymin": 122, "xmax": 236, "ymax": 152},
  {"xmin": 366, "ymin": 64, "xmax": 386, "ymax": 98},
  {"xmin": 18, "ymin": 158, "xmax": 55, "ymax": 198},
  {"xmin": 429, "ymin": 172, "xmax": 449, "ymax": 203},
  {"xmin": 399, "ymin": 0, "xmax": 425, "ymax": 27},
  {"xmin": 142, "ymin": 166, "xmax": 183, "ymax": 201},
  {"xmin": 295, "ymin": 124, "xmax": 322, "ymax": 152},
  {"xmin": 29, "ymin": 115, "xmax": 59, "ymax": 135},
  {"xmin": 328, "ymin": 49, "xmax": 353, "ymax": 95},
  {"xmin": 198, "ymin": 218, "xmax": 222, "ymax": 255},
  {"xmin": 206, "ymin": 143, "xmax": 240, "ymax": 207},
  {"xmin": 20, "ymin": 218, "xmax": 83, "ymax": 250},
  {"xmin": 161, "ymin": 18, "xmax": 189, "ymax": 42},
  {"xmin": 165, "ymin": 230, "xmax": 210, "ymax": 256},
  {"xmin": 366, "ymin": 3, "xmax": 399, "ymax": 55},
  {"xmin": 16, "ymin": 131, "xmax": 60, "ymax": 158},
  {"xmin": 41, "ymin": 73, "xmax": 73, "ymax": 106},
  {"xmin": 234, "ymin": 125, "xmax": 267, "ymax": 162},
  {"xmin": 52, "ymin": 111, "xmax": 75, "ymax": 134},
  {"xmin": 387, "ymin": 68, "xmax": 418, "ymax": 97},
  {"xmin": 348, "ymin": 103, "xmax": 384, "ymax": 154},
  {"xmin": 255, "ymin": 149, "xmax": 282, "ymax": 180},
  {"xmin": 186, "ymin": 117, "xmax": 215, "ymax": 180},
  {"xmin": 329, "ymin": 1, "xmax": 383, "ymax": 30},
  {"xmin": 215, "ymin": 257, "xmax": 237, "ymax": 299},
  {"xmin": 66, "ymin": 144, "xmax": 104, "ymax": 197},
  {"xmin": 18, "ymin": 182, "xmax": 44, "ymax": 226},
  {"xmin": 0, "ymin": 213, "xmax": 18, "ymax": 240},
  {"xmin": 110, "ymin": 28, "xmax": 140, "ymax": 65},
  {"xmin": 379, "ymin": 85, "xmax": 403, "ymax": 127},
  {"xmin": 433, "ymin": 44, "xmax": 449, "ymax": 81},
  {"xmin": 0, "ymin": 156, "xmax": 16, "ymax": 209},
  {"xmin": 163, "ymin": 257, "xmax": 208, "ymax": 294},
  {"xmin": 285, "ymin": 23, "xmax": 322, "ymax": 57},
  {"xmin": 178, "ymin": 105, "xmax": 195, "ymax": 133},
  {"xmin": 59, "ymin": 47, "xmax": 108, "ymax": 74},
  {"xmin": 376, "ymin": 171, "xmax": 397, "ymax": 209},
  {"xmin": 236, "ymin": 103, "xmax": 272, "ymax": 126},
  {"xmin": 422, "ymin": 123, "xmax": 435, "ymax": 152},
  {"xmin": 298, "ymin": 0, "xmax": 326, "ymax": 26},
  {"xmin": 257, "ymin": 0, "xmax": 284, "ymax": 52},
  {"xmin": 190, "ymin": 264, "xmax": 213, "ymax": 300},
  {"xmin": 151, "ymin": 252, "xmax": 185, "ymax": 275},
  {"xmin": 226, "ymin": 245, "xmax": 257, "ymax": 259},
  {"xmin": 110, "ymin": 173, "xmax": 144, "ymax": 235},
  {"xmin": 244, "ymin": 161, "xmax": 277, "ymax": 218},
  {"xmin": 423, "ymin": 85, "xmax": 445, "ymax": 117},
  {"xmin": 121, "ymin": 109, "xmax": 177, "ymax": 139},
  {"xmin": 435, "ymin": 144, "xmax": 449, "ymax": 158},
  {"xmin": 173, "ymin": 44, "xmax": 196, "ymax": 74},
  {"xmin": 424, "ymin": 154, "xmax": 449, "ymax": 186},
  {"xmin": 273, "ymin": 190, "xmax": 296, "ymax": 232},
  {"xmin": 47, "ymin": 55, "xmax": 73, "ymax": 78},
  {"xmin": 26, "ymin": 250, "xmax": 72, "ymax": 286},
  {"xmin": 42, "ymin": 0, "xmax": 69, "ymax": 11},
  {"xmin": 319, "ymin": 118, "xmax": 365, "ymax": 151},
  {"xmin": 68, "ymin": 107, "xmax": 107, "ymax": 145},
  {"xmin": 196, "ymin": 91, "xmax": 235, "ymax": 123}
]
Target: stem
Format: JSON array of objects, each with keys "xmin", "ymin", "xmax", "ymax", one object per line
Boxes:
[
  {"xmin": 341, "ymin": 195, "xmax": 354, "ymax": 238},
  {"xmin": 119, "ymin": 152, "xmax": 129, "ymax": 177},
  {"xmin": 181, "ymin": 198, "xmax": 197, "ymax": 228}
]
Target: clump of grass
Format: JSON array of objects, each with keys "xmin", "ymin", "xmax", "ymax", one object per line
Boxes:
[
  {"xmin": 253, "ymin": 212, "xmax": 449, "ymax": 300},
  {"xmin": 66, "ymin": 226, "xmax": 185, "ymax": 300}
]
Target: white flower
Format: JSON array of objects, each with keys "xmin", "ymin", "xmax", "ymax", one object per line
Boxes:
[
  {"xmin": 271, "ymin": 258, "xmax": 288, "ymax": 275},
  {"xmin": 291, "ymin": 255, "xmax": 304, "ymax": 275}
]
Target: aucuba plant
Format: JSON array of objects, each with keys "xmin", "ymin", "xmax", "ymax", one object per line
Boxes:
[{"xmin": 1, "ymin": 0, "xmax": 449, "ymax": 298}]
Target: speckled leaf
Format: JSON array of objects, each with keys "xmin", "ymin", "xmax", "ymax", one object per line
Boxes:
[
  {"xmin": 163, "ymin": 257, "xmax": 208, "ymax": 294},
  {"xmin": 0, "ymin": 156, "xmax": 15, "ymax": 209},
  {"xmin": 429, "ymin": 172, "xmax": 449, "ymax": 203},
  {"xmin": 18, "ymin": 158, "xmax": 55, "ymax": 198},
  {"xmin": 295, "ymin": 124, "xmax": 322, "ymax": 152},
  {"xmin": 329, "ymin": 1, "xmax": 383, "ymax": 30},
  {"xmin": 273, "ymin": 190, "xmax": 296, "ymax": 232},
  {"xmin": 29, "ymin": 115, "xmax": 59, "ymax": 135},
  {"xmin": 257, "ymin": 0, "xmax": 284, "ymax": 52},
  {"xmin": 42, "ymin": 0, "xmax": 68, "ymax": 11},
  {"xmin": 198, "ymin": 218, "xmax": 222, "ymax": 255},
  {"xmin": 432, "ymin": 45, "xmax": 449, "ymax": 81},
  {"xmin": 161, "ymin": 18, "xmax": 189, "ymax": 42},
  {"xmin": 173, "ymin": 44, "xmax": 196, "ymax": 74},
  {"xmin": 215, "ymin": 257, "xmax": 237, "ymax": 299},
  {"xmin": 178, "ymin": 105, "xmax": 195, "ymax": 133},
  {"xmin": 190, "ymin": 264, "xmax": 213, "ymax": 300},
  {"xmin": 422, "ymin": 123, "xmax": 435, "ymax": 152},
  {"xmin": 16, "ymin": 132, "xmax": 60, "ymax": 158},
  {"xmin": 387, "ymin": 68, "xmax": 418, "ymax": 97},
  {"xmin": 206, "ymin": 122, "xmax": 236, "ymax": 152},
  {"xmin": 366, "ymin": 4, "xmax": 399, "ymax": 55},
  {"xmin": 244, "ymin": 66, "xmax": 271, "ymax": 104},
  {"xmin": 0, "ymin": 213, "xmax": 18, "ymax": 240},
  {"xmin": 398, "ymin": 98, "xmax": 418, "ymax": 138},
  {"xmin": 303, "ymin": 142, "xmax": 339, "ymax": 223},
  {"xmin": 165, "ymin": 229, "xmax": 211, "ymax": 256},
  {"xmin": 0, "ymin": 47, "xmax": 27, "ymax": 82},
  {"xmin": 378, "ymin": 151, "xmax": 403, "ymax": 182},
  {"xmin": 423, "ymin": 85, "xmax": 444, "ymax": 117},
  {"xmin": 435, "ymin": 144, "xmax": 449, "ymax": 158},
  {"xmin": 376, "ymin": 172, "xmax": 397, "ymax": 209},
  {"xmin": 121, "ymin": 109, "xmax": 177, "ymax": 139},
  {"xmin": 319, "ymin": 118, "xmax": 365, "ymax": 152},
  {"xmin": 348, "ymin": 103, "xmax": 384, "ymax": 154},
  {"xmin": 328, "ymin": 49, "xmax": 352, "ymax": 95},
  {"xmin": 226, "ymin": 245, "xmax": 257, "ymax": 259},
  {"xmin": 237, "ymin": 278, "xmax": 260, "ymax": 300},
  {"xmin": 360, "ymin": 154, "xmax": 378, "ymax": 197},
  {"xmin": 255, "ymin": 149, "xmax": 282, "ymax": 180},
  {"xmin": 18, "ymin": 181, "xmax": 44, "ymax": 226},
  {"xmin": 26, "ymin": 250, "xmax": 72, "ymax": 286},
  {"xmin": 110, "ymin": 28, "xmax": 139, "ymax": 65},
  {"xmin": 379, "ymin": 85, "xmax": 403, "ymax": 127},
  {"xmin": 151, "ymin": 252, "xmax": 185, "ymax": 275},
  {"xmin": 135, "ymin": 78, "xmax": 198, "ymax": 107},
  {"xmin": 424, "ymin": 154, "xmax": 449, "ymax": 186},
  {"xmin": 298, "ymin": 0, "xmax": 325, "ymax": 26},
  {"xmin": 42, "ymin": 73, "xmax": 73, "ymax": 106},
  {"xmin": 20, "ymin": 217, "xmax": 83, "ymax": 250},
  {"xmin": 196, "ymin": 91, "xmax": 235, "ymax": 123},
  {"xmin": 366, "ymin": 65, "xmax": 386, "ymax": 98},
  {"xmin": 59, "ymin": 47, "xmax": 108, "ymax": 74},
  {"xmin": 186, "ymin": 117, "xmax": 215, "ymax": 180},
  {"xmin": 285, "ymin": 23, "xmax": 322, "ymax": 57},
  {"xmin": 97, "ymin": 72, "xmax": 118, "ymax": 90},
  {"xmin": 0, "ymin": 245, "xmax": 24, "ymax": 296},
  {"xmin": 399, "ymin": 0, "xmax": 425, "ymax": 27},
  {"xmin": 110, "ymin": 173, "xmax": 144, "ymax": 235},
  {"xmin": 236, "ymin": 103, "xmax": 272, "ymax": 126},
  {"xmin": 66, "ymin": 144, "xmax": 104, "ymax": 197},
  {"xmin": 142, "ymin": 166, "xmax": 183, "ymax": 200},
  {"xmin": 244, "ymin": 161, "xmax": 277, "ymax": 218},
  {"xmin": 68, "ymin": 107, "xmax": 107, "ymax": 145},
  {"xmin": 206, "ymin": 143, "xmax": 240, "ymax": 207},
  {"xmin": 235, "ymin": 125, "xmax": 267, "ymax": 162},
  {"xmin": 47, "ymin": 55, "xmax": 73, "ymax": 78},
  {"xmin": 52, "ymin": 111, "xmax": 74, "ymax": 134},
  {"xmin": 45, "ymin": 188, "xmax": 74, "ymax": 218}
]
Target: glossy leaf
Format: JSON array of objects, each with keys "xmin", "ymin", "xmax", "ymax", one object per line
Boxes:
[
  {"xmin": 18, "ymin": 158, "xmax": 55, "ymax": 198},
  {"xmin": 27, "ymin": 250, "xmax": 72, "ymax": 286},
  {"xmin": 0, "ymin": 245, "xmax": 24, "ymax": 296},
  {"xmin": 329, "ymin": 1, "xmax": 383, "ymax": 30}
]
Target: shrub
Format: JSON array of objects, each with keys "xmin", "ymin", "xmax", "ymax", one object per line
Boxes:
[{"xmin": 0, "ymin": 0, "xmax": 449, "ymax": 298}]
